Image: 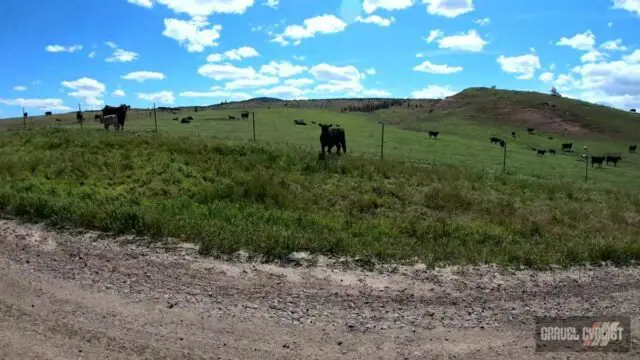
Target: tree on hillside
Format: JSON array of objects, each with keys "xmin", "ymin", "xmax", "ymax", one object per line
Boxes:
[{"xmin": 551, "ymin": 86, "xmax": 562, "ymax": 97}]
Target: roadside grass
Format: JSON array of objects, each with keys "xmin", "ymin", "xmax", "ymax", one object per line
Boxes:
[{"xmin": 1, "ymin": 128, "xmax": 639, "ymax": 267}]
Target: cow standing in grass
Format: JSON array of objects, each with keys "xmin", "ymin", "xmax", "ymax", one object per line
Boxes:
[
  {"xmin": 102, "ymin": 115, "xmax": 119, "ymax": 130},
  {"xmin": 591, "ymin": 156, "xmax": 605, "ymax": 167},
  {"xmin": 606, "ymin": 155, "xmax": 622, "ymax": 167},
  {"xmin": 102, "ymin": 104, "xmax": 130, "ymax": 131},
  {"xmin": 319, "ymin": 123, "xmax": 347, "ymax": 156},
  {"xmin": 630, "ymin": 145, "xmax": 637, "ymax": 154}
]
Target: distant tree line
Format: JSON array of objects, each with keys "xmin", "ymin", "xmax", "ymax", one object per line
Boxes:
[{"xmin": 341, "ymin": 99, "xmax": 416, "ymax": 113}]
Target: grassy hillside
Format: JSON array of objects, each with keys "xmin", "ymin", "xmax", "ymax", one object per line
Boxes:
[{"xmin": 1, "ymin": 129, "xmax": 639, "ymax": 267}]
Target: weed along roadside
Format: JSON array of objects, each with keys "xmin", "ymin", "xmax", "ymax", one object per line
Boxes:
[{"xmin": 1, "ymin": 128, "xmax": 639, "ymax": 268}]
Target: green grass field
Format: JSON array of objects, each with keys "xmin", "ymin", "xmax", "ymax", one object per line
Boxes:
[{"xmin": 1, "ymin": 90, "xmax": 639, "ymax": 267}]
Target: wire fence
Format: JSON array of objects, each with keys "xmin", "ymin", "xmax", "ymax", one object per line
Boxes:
[{"xmin": 3, "ymin": 104, "xmax": 638, "ymax": 188}]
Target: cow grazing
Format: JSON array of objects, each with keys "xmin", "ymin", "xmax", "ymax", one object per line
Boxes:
[
  {"xmin": 499, "ymin": 140, "xmax": 506, "ymax": 148},
  {"xmin": 181, "ymin": 118, "xmax": 191, "ymax": 124},
  {"xmin": 428, "ymin": 131, "xmax": 440, "ymax": 139},
  {"xmin": 103, "ymin": 115, "xmax": 119, "ymax": 130},
  {"xmin": 55, "ymin": 118, "xmax": 62, "ymax": 122},
  {"xmin": 102, "ymin": 104, "xmax": 129, "ymax": 131},
  {"xmin": 631, "ymin": 109, "xmax": 637, "ymax": 113},
  {"xmin": 548, "ymin": 149, "xmax": 556, "ymax": 155},
  {"xmin": 606, "ymin": 155, "xmax": 622, "ymax": 167},
  {"xmin": 173, "ymin": 117, "xmax": 179, "ymax": 121},
  {"xmin": 630, "ymin": 145, "xmax": 637, "ymax": 154},
  {"xmin": 45, "ymin": 111, "xmax": 52, "ymax": 117},
  {"xmin": 537, "ymin": 149, "xmax": 547, "ymax": 156},
  {"xmin": 228, "ymin": 115, "xmax": 236, "ymax": 120},
  {"xmin": 187, "ymin": 116, "xmax": 194, "ymax": 121},
  {"xmin": 548, "ymin": 136, "xmax": 553, "ymax": 140},
  {"xmin": 561, "ymin": 143, "xmax": 573, "ymax": 152},
  {"xmin": 490, "ymin": 136, "xmax": 502, "ymax": 144},
  {"xmin": 511, "ymin": 131, "xmax": 516, "ymax": 138},
  {"xmin": 294, "ymin": 119, "xmax": 307, "ymax": 126},
  {"xmin": 311, "ymin": 121, "xmax": 317, "ymax": 125},
  {"xmin": 591, "ymin": 156, "xmax": 605, "ymax": 167},
  {"xmin": 319, "ymin": 123, "xmax": 347, "ymax": 156},
  {"xmin": 241, "ymin": 111, "xmax": 250, "ymax": 120},
  {"xmin": 527, "ymin": 128, "xmax": 535, "ymax": 134}
]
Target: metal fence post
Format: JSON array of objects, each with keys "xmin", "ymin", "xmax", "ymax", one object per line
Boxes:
[
  {"xmin": 252, "ymin": 112, "xmax": 256, "ymax": 141},
  {"xmin": 503, "ymin": 141, "xmax": 507, "ymax": 174},
  {"xmin": 380, "ymin": 121, "xmax": 385, "ymax": 159},
  {"xmin": 153, "ymin": 103, "xmax": 158, "ymax": 133}
]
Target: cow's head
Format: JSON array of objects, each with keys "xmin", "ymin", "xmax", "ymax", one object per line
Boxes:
[{"xmin": 318, "ymin": 123, "xmax": 333, "ymax": 133}]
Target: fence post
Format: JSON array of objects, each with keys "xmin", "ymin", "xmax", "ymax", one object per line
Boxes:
[
  {"xmin": 584, "ymin": 146, "xmax": 589, "ymax": 182},
  {"xmin": 380, "ymin": 121, "xmax": 385, "ymax": 159},
  {"xmin": 503, "ymin": 141, "xmax": 507, "ymax": 174},
  {"xmin": 22, "ymin": 107, "xmax": 26, "ymax": 130},
  {"xmin": 252, "ymin": 112, "xmax": 256, "ymax": 141},
  {"xmin": 78, "ymin": 104, "xmax": 83, "ymax": 129},
  {"xmin": 153, "ymin": 103, "xmax": 158, "ymax": 133}
]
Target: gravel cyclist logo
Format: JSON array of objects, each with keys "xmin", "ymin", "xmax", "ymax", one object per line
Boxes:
[{"xmin": 536, "ymin": 316, "xmax": 630, "ymax": 352}]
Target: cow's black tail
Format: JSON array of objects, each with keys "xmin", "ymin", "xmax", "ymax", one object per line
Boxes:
[{"xmin": 341, "ymin": 133, "xmax": 347, "ymax": 153}]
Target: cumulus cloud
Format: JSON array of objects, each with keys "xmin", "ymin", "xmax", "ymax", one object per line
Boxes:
[
  {"xmin": 180, "ymin": 90, "xmax": 252, "ymax": 100},
  {"xmin": 128, "ymin": 0, "xmax": 255, "ymax": 17},
  {"xmin": 612, "ymin": 0, "xmax": 640, "ymax": 15},
  {"xmin": 121, "ymin": 71, "xmax": 166, "ymax": 82},
  {"xmin": 198, "ymin": 63, "xmax": 258, "ymax": 80},
  {"xmin": 255, "ymin": 85, "xmax": 308, "ymax": 99},
  {"xmin": 128, "ymin": 0, "xmax": 153, "ymax": 8},
  {"xmin": 225, "ymin": 75, "xmax": 280, "ymax": 90},
  {"xmin": 425, "ymin": 29, "xmax": 444, "ymax": 43},
  {"xmin": 0, "ymin": 98, "xmax": 71, "ymax": 112},
  {"xmin": 364, "ymin": 68, "xmax": 376, "ymax": 75},
  {"xmin": 581, "ymin": 50, "xmax": 606, "ymax": 63},
  {"xmin": 112, "ymin": 89, "xmax": 126, "ymax": 97},
  {"xmin": 163, "ymin": 18, "xmax": 222, "ymax": 52},
  {"xmin": 539, "ymin": 72, "xmax": 554, "ymax": 83},
  {"xmin": 61, "ymin": 77, "xmax": 106, "ymax": 107},
  {"xmin": 284, "ymin": 78, "xmax": 314, "ymax": 87},
  {"xmin": 45, "ymin": 44, "xmax": 83, "ymax": 53},
  {"xmin": 413, "ymin": 60, "xmax": 463, "ymax": 74},
  {"xmin": 13, "ymin": 86, "xmax": 27, "ymax": 91},
  {"xmin": 600, "ymin": 39, "xmax": 627, "ymax": 51},
  {"xmin": 272, "ymin": 15, "xmax": 347, "ymax": 46},
  {"xmin": 497, "ymin": 53, "xmax": 541, "ymax": 80},
  {"xmin": 355, "ymin": 15, "xmax": 396, "ymax": 27},
  {"xmin": 207, "ymin": 53, "xmax": 223, "ymax": 62},
  {"xmin": 263, "ymin": 0, "xmax": 278, "ymax": 9},
  {"xmin": 556, "ymin": 30, "xmax": 595, "ymax": 51},
  {"xmin": 137, "ymin": 91, "xmax": 175, "ymax": 104},
  {"xmin": 88, "ymin": 51, "xmax": 97, "ymax": 58},
  {"xmin": 475, "ymin": 17, "xmax": 490, "ymax": 26},
  {"xmin": 623, "ymin": 49, "xmax": 640, "ymax": 63},
  {"xmin": 224, "ymin": 46, "xmax": 260, "ymax": 60},
  {"xmin": 105, "ymin": 48, "xmax": 139, "ymax": 62},
  {"xmin": 309, "ymin": 63, "xmax": 362, "ymax": 82},
  {"xmin": 260, "ymin": 61, "xmax": 308, "ymax": 77},
  {"xmin": 412, "ymin": 85, "xmax": 456, "ymax": 99},
  {"xmin": 422, "ymin": 0, "xmax": 475, "ymax": 18},
  {"xmin": 437, "ymin": 29, "xmax": 487, "ymax": 52},
  {"xmin": 363, "ymin": 0, "xmax": 414, "ymax": 14},
  {"xmin": 105, "ymin": 41, "xmax": 118, "ymax": 49}
]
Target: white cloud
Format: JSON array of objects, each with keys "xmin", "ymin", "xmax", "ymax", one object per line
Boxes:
[
  {"xmin": 180, "ymin": 90, "xmax": 252, "ymax": 100},
  {"xmin": 112, "ymin": 89, "xmax": 126, "ymax": 97},
  {"xmin": 475, "ymin": 17, "xmax": 490, "ymax": 26},
  {"xmin": 623, "ymin": 50, "xmax": 640, "ymax": 63},
  {"xmin": 263, "ymin": 0, "xmax": 278, "ymax": 9},
  {"xmin": 497, "ymin": 54, "xmax": 541, "ymax": 80},
  {"xmin": 608, "ymin": 22, "xmax": 613, "ymax": 28},
  {"xmin": 128, "ymin": 0, "xmax": 153, "ymax": 8},
  {"xmin": 131, "ymin": 0, "xmax": 255, "ymax": 17},
  {"xmin": 293, "ymin": 55, "xmax": 306, "ymax": 61},
  {"xmin": 600, "ymin": 39, "xmax": 627, "ymax": 51},
  {"xmin": 256, "ymin": 85, "xmax": 307, "ymax": 99},
  {"xmin": 411, "ymin": 85, "xmax": 456, "ymax": 99},
  {"xmin": 315, "ymin": 81, "xmax": 364, "ymax": 94},
  {"xmin": 88, "ymin": 51, "xmax": 96, "ymax": 58},
  {"xmin": 121, "ymin": 71, "xmax": 166, "ymax": 82},
  {"xmin": 105, "ymin": 41, "xmax": 118, "ymax": 49},
  {"xmin": 425, "ymin": 29, "xmax": 443, "ymax": 43},
  {"xmin": 309, "ymin": 63, "xmax": 362, "ymax": 82},
  {"xmin": 225, "ymin": 75, "xmax": 280, "ymax": 89},
  {"xmin": 437, "ymin": 29, "xmax": 487, "ymax": 52},
  {"xmin": 251, "ymin": 25, "xmax": 263, "ymax": 32},
  {"xmin": 273, "ymin": 15, "xmax": 347, "ymax": 46},
  {"xmin": 612, "ymin": 0, "xmax": 640, "ymax": 15},
  {"xmin": 549, "ymin": 63, "xmax": 557, "ymax": 71},
  {"xmin": 363, "ymin": 0, "xmax": 414, "ymax": 14},
  {"xmin": 416, "ymin": 53, "xmax": 424, "ymax": 58},
  {"xmin": 0, "ymin": 98, "xmax": 72, "ymax": 112},
  {"xmin": 421, "ymin": 0, "xmax": 475, "ymax": 18},
  {"xmin": 539, "ymin": 72, "xmax": 554, "ymax": 83},
  {"xmin": 413, "ymin": 60, "xmax": 463, "ymax": 74},
  {"xmin": 284, "ymin": 78, "xmax": 314, "ymax": 87},
  {"xmin": 13, "ymin": 86, "xmax": 27, "ymax": 91},
  {"xmin": 207, "ymin": 53, "xmax": 223, "ymax": 62},
  {"xmin": 223, "ymin": 46, "xmax": 260, "ymax": 60},
  {"xmin": 365, "ymin": 68, "xmax": 376, "ymax": 75},
  {"xmin": 556, "ymin": 30, "xmax": 595, "ymax": 51},
  {"xmin": 260, "ymin": 61, "xmax": 308, "ymax": 77},
  {"xmin": 360, "ymin": 89, "xmax": 392, "ymax": 97},
  {"xmin": 45, "ymin": 44, "xmax": 83, "ymax": 53},
  {"xmin": 137, "ymin": 91, "xmax": 175, "ymax": 104},
  {"xmin": 105, "ymin": 48, "xmax": 139, "ymax": 62},
  {"xmin": 31, "ymin": 80, "xmax": 42, "ymax": 85},
  {"xmin": 61, "ymin": 77, "xmax": 106, "ymax": 107},
  {"xmin": 581, "ymin": 50, "xmax": 606, "ymax": 63},
  {"xmin": 530, "ymin": 47, "xmax": 536, "ymax": 53},
  {"xmin": 355, "ymin": 15, "xmax": 396, "ymax": 27},
  {"xmin": 163, "ymin": 18, "xmax": 222, "ymax": 52},
  {"xmin": 198, "ymin": 63, "xmax": 258, "ymax": 80}
]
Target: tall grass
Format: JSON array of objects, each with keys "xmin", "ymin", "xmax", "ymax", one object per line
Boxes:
[{"xmin": 1, "ymin": 128, "xmax": 639, "ymax": 266}]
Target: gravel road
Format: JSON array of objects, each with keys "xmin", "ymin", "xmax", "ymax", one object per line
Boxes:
[{"xmin": 0, "ymin": 218, "xmax": 638, "ymax": 359}]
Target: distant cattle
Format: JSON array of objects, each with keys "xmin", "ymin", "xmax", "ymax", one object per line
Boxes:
[
  {"xmin": 186, "ymin": 116, "xmax": 194, "ymax": 121},
  {"xmin": 241, "ymin": 111, "xmax": 250, "ymax": 120},
  {"xmin": 490, "ymin": 136, "xmax": 502, "ymax": 144},
  {"xmin": 606, "ymin": 155, "xmax": 622, "ymax": 167},
  {"xmin": 103, "ymin": 115, "xmax": 119, "ymax": 130},
  {"xmin": 173, "ymin": 117, "xmax": 179, "ymax": 121},
  {"xmin": 561, "ymin": 143, "xmax": 573, "ymax": 152},
  {"xmin": 181, "ymin": 117, "xmax": 191, "ymax": 124},
  {"xmin": 631, "ymin": 109, "xmax": 636, "ymax": 113},
  {"xmin": 294, "ymin": 119, "xmax": 307, "ymax": 126},
  {"xmin": 527, "ymin": 128, "xmax": 535, "ymax": 134},
  {"xmin": 591, "ymin": 156, "xmax": 605, "ymax": 167},
  {"xmin": 537, "ymin": 149, "xmax": 547, "ymax": 156},
  {"xmin": 94, "ymin": 114, "xmax": 103, "ymax": 122},
  {"xmin": 548, "ymin": 149, "xmax": 556, "ymax": 155},
  {"xmin": 228, "ymin": 115, "xmax": 236, "ymax": 120},
  {"xmin": 311, "ymin": 121, "xmax": 316, "ymax": 124},
  {"xmin": 511, "ymin": 131, "xmax": 516, "ymax": 138},
  {"xmin": 548, "ymin": 136, "xmax": 553, "ymax": 140},
  {"xmin": 23, "ymin": 112, "xmax": 28, "ymax": 118},
  {"xmin": 102, "ymin": 104, "xmax": 130, "ymax": 131},
  {"xmin": 499, "ymin": 140, "xmax": 506, "ymax": 148},
  {"xmin": 428, "ymin": 131, "xmax": 439, "ymax": 139},
  {"xmin": 45, "ymin": 111, "xmax": 52, "ymax": 117},
  {"xmin": 55, "ymin": 118, "xmax": 61, "ymax": 122},
  {"xmin": 76, "ymin": 111, "xmax": 84, "ymax": 123},
  {"xmin": 319, "ymin": 123, "xmax": 347, "ymax": 156},
  {"xmin": 630, "ymin": 145, "xmax": 637, "ymax": 154}
]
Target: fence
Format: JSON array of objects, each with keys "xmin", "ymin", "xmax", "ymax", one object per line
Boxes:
[{"xmin": 2, "ymin": 106, "xmax": 638, "ymax": 189}]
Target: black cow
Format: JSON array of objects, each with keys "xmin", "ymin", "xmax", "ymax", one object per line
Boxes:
[
  {"xmin": 511, "ymin": 131, "xmax": 516, "ymax": 138},
  {"xmin": 294, "ymin": 119, "xmax": 307, "ymax": 126},
  {"xmin": 319, "ymin": 123, "xmax": 347, "ymax": 156},
  {"xmin": 76, "ymin": 111, "xmax": 84, "ymax": 123},
  {"xmin": 428, "ymin": 131, "xmax": 439, "ymax": 139},
  {"xmin": 241, "ymin": 111, "xmax": 250, "ymax": 120},
  {"xmin": 181, "ymin": 118, "xmax": 191, "ymax": 124},
  {"xmin": 45, "ymin": 111, "xmax": 52, "ymax": 117},
  {"xmin": 102, "ymin": 104, "xmax": 130, "ymax": 131},
  {"xmin": 548, "ymin": 149, "xmax": 556, "ymax": 155},
  {"xmin": 23, "ymin": 112, "xmax": 28, "ymax": 118},
  {"xmin": 629, "ymin": 145, "xmax": 637, "ymax": 154},
  {"xmin": 228, "ymin": 115, "xmax": 236, "ymax": 120},
  {"xmin": 490, "ymin": 136, "xmax": 502, "ymax": 144},
  {"xmin": 55, "ymin": 118, "xmax": 62, "ymax": 122},
  {"xmin": 537, "ymin": 149, "xmax": 547, "ymax": 156},
  {"xmin": 591, "ymin": 156, "xmax": 605, "ymax": 167},
  {"xmin": 173, "ymin": 117, "xmax": 179, "ymax": 121},
  {"xmin": 499, "ymin": 140, "xmax": 506, "ymax": 148},
  {"xmin": 561, "ymin": 143, "xmax": 573, "ymax": 152},
  {"xmin": 94, "ymin": 114, "xmax": 103, "ymax": 122},
  {"xmin": 631, "ymin": 109, "xmax": 637, "ymax": 113},
  {"xmin": 606, "ymin": 155, "xmax": 622, "ymax": 167},
  {"xmin": 527, "ymin": 128, "xmax": 535, "ymax": 134},
  {"xmin": 186, "ymin": 116, "xmax": 194, "ymax": 121}
]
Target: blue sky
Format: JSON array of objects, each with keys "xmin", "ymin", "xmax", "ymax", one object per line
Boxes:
[{"xmin": 1, "ymin": 0, "xmax": 639, "ymax": 117}]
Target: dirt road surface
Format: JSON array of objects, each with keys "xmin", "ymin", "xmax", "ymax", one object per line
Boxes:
[{"xmin": 0, "ymin": 218, "xmax": 638, "ymax": 359}]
